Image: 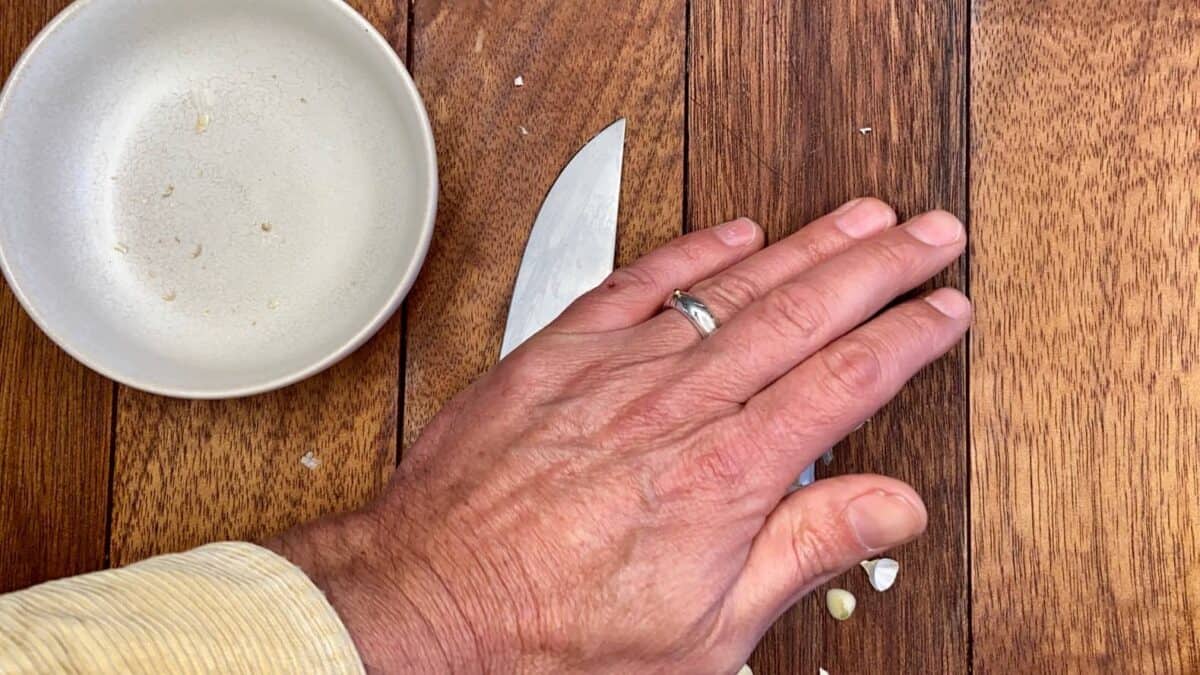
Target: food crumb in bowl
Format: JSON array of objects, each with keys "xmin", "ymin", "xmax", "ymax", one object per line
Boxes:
[
  {"xmin": 190, "ymin": 244, "xmax": 203, "ymax": 259},
  {"xmin": 300, "ymin": 97, "xmax": 307, "ymax": 104},
  {"xmin": 113, "ymin": 243, "xmax": 129, "ymax": 255},
  {"xmin": 162, "ymin": 184, "xmax": 175, "ymax": 198},
  {"xmin": 195, "ymin": 112, "xmax": 211, "ymax": 134},
  {"xmin": 260, "ymin": 222, "xmax": 273, "ymax": 232},
  {"xmin": 162, "ymin": 290, "xmax": 177, "ymax": 302},
  {"xmin": 268, "ymin": 299, "xmax": 280, "ymax": 310}
]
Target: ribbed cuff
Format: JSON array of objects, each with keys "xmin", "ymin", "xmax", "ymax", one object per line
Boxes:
[{"xmin": 0, "ymin": 542, "xmax": 364, "ymax": 674}]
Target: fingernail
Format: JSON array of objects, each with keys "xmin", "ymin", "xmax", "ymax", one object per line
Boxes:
[
  {"xmin": 905, "ymin": 212, "xmax": 964, "ymax": 246},
  {"xmin": 833, "ymin": 198, "xmax": 864, "ymax": 215},
  {"xmin": 924, "ymin": 288, "xmax": 972, "ymax": 318},
  {"xmin": 834, "ymin": 199, "xmax": 895, "ymax": 239},
  {"xmin": 715, "ymin": 218, "xmax": 758, "ymax": 246},
  {"xmin": 845, "ymin": 491, "xmax": 926, "ymax": 550}
]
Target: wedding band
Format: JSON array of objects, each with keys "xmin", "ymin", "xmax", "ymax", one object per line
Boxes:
[{"xmin": 666, "ymin": 290, "xmax": 720, "ymax": 338}]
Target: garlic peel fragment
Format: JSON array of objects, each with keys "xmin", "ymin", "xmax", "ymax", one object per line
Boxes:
[
  {"xmin": 860, "ymin": 557, "xmax": 899, "ymax": 592},
  {"xmin": 825, "ymin": 588, "xmax": 856, "ymax": 620}
]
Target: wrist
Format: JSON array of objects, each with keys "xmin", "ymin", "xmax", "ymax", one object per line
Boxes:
[{"xmin": 265, "ymin": 509, "xmax": 494, "ymax": 673}]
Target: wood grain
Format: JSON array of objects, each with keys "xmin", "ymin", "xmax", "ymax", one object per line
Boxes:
[
  {"xmin": 689, "ymin": 2, "xmax": 968, "ymax": 672},
  {"xmin": 971, "ymin": 2, "xmax": 1200, "ymax": 671},
  {"xmin": 108, "ymin": 0, "xmax": 408, "ymax": 565},
  {"xmin": 403, "ymin": 1, "xmax": 687, "ymax": 447},
  {"xmin": 0, "ymin": 0, "xmax": 112, "ymax": 594}
]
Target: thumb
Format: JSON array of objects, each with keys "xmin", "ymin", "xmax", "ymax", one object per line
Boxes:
[{"xmin": 727, "ymin": 475, "xmax": 927, "ymax": 632}]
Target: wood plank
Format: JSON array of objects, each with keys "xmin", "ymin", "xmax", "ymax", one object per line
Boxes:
[
  {"xmin": 689, "ymin": 2, "xmax": 968, "ymax": 672},
  {"xmin": 971, "ymin": 2, "xmax": 1200, "ymax": 671},
  {"xmin": 403, "ymin": 2, "xmax": 686, "ymax": 446},
  {"xmin": 0, "ymin": 0, "xmax": 113, "ymax": 594},
  {"xmin": 108, "ymin": 0, "xmax": 408, "ymax": 565}
]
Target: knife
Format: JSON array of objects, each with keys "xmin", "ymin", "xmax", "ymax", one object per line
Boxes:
[
  {"xmin": 500, "ymin": 119, "xmax": 626, "ymax": 358},
  {"xmin": 500, "ymin": 120, "xmax": 824, "ymax": 493}
]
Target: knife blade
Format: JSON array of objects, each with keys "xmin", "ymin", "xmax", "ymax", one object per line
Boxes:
[{"xmin": 500, "ymin": 119, "xmax": 626, "ymax": 358}]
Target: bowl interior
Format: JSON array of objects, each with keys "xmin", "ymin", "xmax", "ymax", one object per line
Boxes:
[{"xmin": 0, "ymin": 0, "xmax": 435, "ymax": 397}]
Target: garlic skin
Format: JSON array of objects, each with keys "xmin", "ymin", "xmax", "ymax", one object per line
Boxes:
[
  {"xmin": 860, "ymin": 558, "xmax": 900, "ymax": 592},
  {"xmin": 825, "ymin": 588, "xmax": 856, "ymax": 620}
]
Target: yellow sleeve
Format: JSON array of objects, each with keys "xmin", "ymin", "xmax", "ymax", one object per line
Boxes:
[{"xmin": 0, "ymin": 542, "xmax": 364, "ymax": 674}]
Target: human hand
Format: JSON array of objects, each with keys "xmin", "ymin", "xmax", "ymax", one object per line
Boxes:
[{"xmin": 269, "ymin": 198, "xmax": 969, "ymax": 674}]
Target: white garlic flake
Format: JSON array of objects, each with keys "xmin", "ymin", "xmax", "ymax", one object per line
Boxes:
[
  {"xmin": 860, "ymin": 557, "xmax": 900, "ymax": 592},
  {"xmin": 825, "ymin": 588, "xmax": 856, "ymax": 620}
]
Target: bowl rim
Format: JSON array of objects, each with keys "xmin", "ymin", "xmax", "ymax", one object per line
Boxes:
[{"xmin": 0, "ymin": 0, "xmax": 438, "ymax": 400}]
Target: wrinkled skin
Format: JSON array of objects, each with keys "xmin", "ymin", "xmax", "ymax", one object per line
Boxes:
[{"xmin": 269, "ymin": 198, "xmax": 970, "ymax": 674}]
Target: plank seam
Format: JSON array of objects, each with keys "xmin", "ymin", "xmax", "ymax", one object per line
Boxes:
[
  {"xmin": 397, "ymin": 0, "xmax": 415, "ymax": 465},
  {"xmin": 962, "ymin": 0, "xmax": 974, "ymax": 671},
  {"xmin": 102, "ymin": 381, "xmax": 118, "ymax": 568},
  {"xmin": 682, "ymin": 0, "xmax": 692, "ymax": 236}
]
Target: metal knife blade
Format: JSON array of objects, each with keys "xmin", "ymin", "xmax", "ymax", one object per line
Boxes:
[{"xmin": 500, "ymin": 119, "xmax": 626, "ymax": 358}]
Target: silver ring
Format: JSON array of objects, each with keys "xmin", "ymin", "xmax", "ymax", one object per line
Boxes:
[{"xmin": 666, "ymin": 290, "xmax": 720, "ymax": 338}]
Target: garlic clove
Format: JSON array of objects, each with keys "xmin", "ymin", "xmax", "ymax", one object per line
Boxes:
[
  {"xmin": 859, "ymin": 557, "xmax": 900, "ymax": 592},
  {"xmin": 825, "ymin": 588, "xmax": 856, "ymax": 620},
  {"xmin": 820, "ymin": 669, "xmax": 830, "ymax": 675}
]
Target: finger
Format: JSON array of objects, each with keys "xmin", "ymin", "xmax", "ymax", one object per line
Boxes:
[
  {"xmin": 646, "ymin": 197, "xmax": 897, "ymax": 342},
  {"xmin": 552, "ymin": 218, "xmax": 764, "ymax": 333},
  {"xmin": 737, "ymin": 288, "xmax": 970, "ymax": 485},
  {"xmin": 726, "ymin": 475, "xmax": 927, "ymax": 631},
  {"xmin": 694, "ymin": 210, "xmax": 965, "ymax": 401}
]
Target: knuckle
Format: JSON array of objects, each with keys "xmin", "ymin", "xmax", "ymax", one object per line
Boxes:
[
  {"xmin": 788, "ymin": 512, "xmax": 852, "ymax": 585},
  {"xmin": 793, "ymin": 235, "xmax": 840, "ymax": 268},
  {"xmin": 862, "ymin": 238, "xmax": 918, "ymax": 277},
  {"xmin": 689, "ymin": 443, "xmax": 751, "ymax": 486},
  {"xmin": 761, "ymin": 283, "xmax": 831, "ymax": 341},
  {"xmin": 820, "ymin": 338, "xmax": 885, "ymax": 398},
  {"xmin": 601, "ymin": 265, "xmax": 660, "ymax": 297},
  {"xmin": 674, "ymin": 236, "xmax": 710, "ymax": 265},
  {"xmin": 652, "ymin": 426, "xmax": 756, "ymax": 498},
  {"xmin": 895, "ymin": 305, "xmax": 942, "ymax": 346},
  {"xmin": 699, "ymin": 270, "xmax": 761, "ymax": 312}
]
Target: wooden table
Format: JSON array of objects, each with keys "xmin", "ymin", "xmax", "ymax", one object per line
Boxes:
[{"xmin": 2, "ymin": 1, "xmax": 1197, "ymax": 672}]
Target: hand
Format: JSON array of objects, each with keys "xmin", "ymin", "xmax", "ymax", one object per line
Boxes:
[{"xmin": 268, "ymin": 198, "xmax": 969, "ymax": 674}]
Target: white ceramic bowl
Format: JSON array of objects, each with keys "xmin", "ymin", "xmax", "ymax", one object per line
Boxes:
[{"xmin": 0, "ymin": 0, "xmax": 437, "ymax": 398}]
